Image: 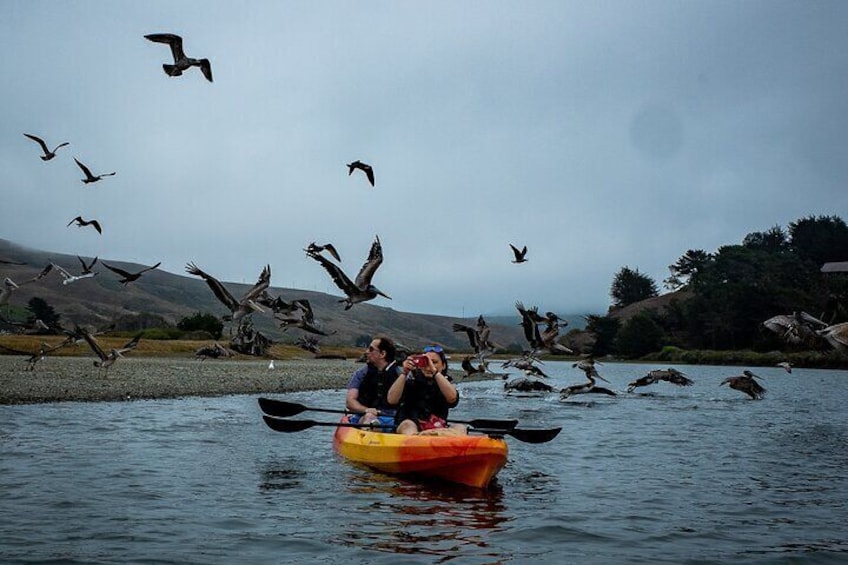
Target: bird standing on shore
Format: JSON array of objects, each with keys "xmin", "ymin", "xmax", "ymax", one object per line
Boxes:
[
  {"xmin": 145, "ymin": 33, "xmax": 213, "ymax": 82},
  {"xmin": 23, "ymin": 133, "xmax": 69, "ymax": 161}
]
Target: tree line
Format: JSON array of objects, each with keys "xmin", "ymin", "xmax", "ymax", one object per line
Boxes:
[{"xmin": 583, "ymin": 215, "xmax": 848, "ymax": 359}]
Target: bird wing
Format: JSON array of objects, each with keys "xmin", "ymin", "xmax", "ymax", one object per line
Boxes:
[
  {"xmin": 363, "ymin": 164, "xmax": 375, "ymax": 186},
  {"xmin": 73, "ymin": 158, "xmax": 94, "ymax": 179},
  {"xmin": 452, "ymin": 323, "xmax": 480, "ymax": 351},
  {"xmin": 308, "ymin": 252, "xmax": 358, "ymax": 295},
  {"xmin": 241, "ymin": 265, "xmax": 271, "ymax": 303},
  {"xmin": 52, "ymin": 262, "xmax": 72, "ymax": 279},
  {"xmin": 185, "ymin": 262, "xmax": 238, "ymax": 311},
  {"xmin": 199, "ymin": 59, "xmax": 213, "ymax": 82},
  {"xmin": 19, "ymin": 263, "xmax": 54, "ymax": 285},
  {"xmin": 118, "ymin": 334, "xmax": 141, "ymax": 353},
  {"xmin": 354, "ymin": 236, "xmax": 383, "ymax": 289},
  {"xmin": 136, "ymin": 262, "xmax": 161, "ymax": 275},
  {"xmin": 78, "ymin": 255, "xmax": 97, "ymax": 273},
  {"xmin": 23, "ymin": 133, "xmax": 49, "ymax": 154},
  {"xmin": 67, "ymin": 216, "xmax": 83, "ymax": 227},
  {"xmin": 145, "ymin": 33, "xmax": 186, "ymax": 62},
  {"xmin": 324, "ymin": 244, "xmax": 341, "ymax": 262},
  {"xmin": 101, "ymin": 262, "xmax": 134, "ymax": 279},
  {"xmin": 77, "ymin": 326, "xmax": 107, "ymax": 361}
]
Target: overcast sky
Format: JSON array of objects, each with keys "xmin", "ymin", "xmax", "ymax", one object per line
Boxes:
[{"xmin": 2, "ymin": 1, "xmax": 846, "ymax": 317}]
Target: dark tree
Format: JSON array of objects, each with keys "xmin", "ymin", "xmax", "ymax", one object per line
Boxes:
[
  {"xmin": 585, "ymin": 315, "xmax": 620, "ymax": 357},
  {"xmin": 789, "ymin": 215, "xmax": 848, "ymax": 266},
  {"xmin": 178, "ymin": 312, "xmax": 224, "ymax": 339},
  {"xmin": 26, "ymin": 297, "xmax": 61, "ymax": 328},
  {"xmin": 610, "ymin": 267, "xmax": 659, "ymax": 308},
  {"xmin": 615, "ymin": 312, "xmax": 665, "ymax": 358},
  {"xmin": 742, "ymin": 225, "xmax": 788, "ymax": 253},
  {"xmin": 664, "ymin": 249, "xmax": 713, "ymax": 290}
]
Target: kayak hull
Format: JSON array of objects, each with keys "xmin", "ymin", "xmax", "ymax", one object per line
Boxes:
[{"xmin": 332, "ymin": 418, "xmax": 508, "ymax": 489}]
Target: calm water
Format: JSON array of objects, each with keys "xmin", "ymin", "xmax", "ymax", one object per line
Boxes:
[{"xmin": 2, "ymin": 361, "xmax": 847, "ymax": 564}]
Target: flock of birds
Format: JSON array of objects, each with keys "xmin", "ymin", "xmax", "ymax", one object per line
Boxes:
[{"xmin": 5, "ymin": 32, "xmax": 846, "ymax": 395}]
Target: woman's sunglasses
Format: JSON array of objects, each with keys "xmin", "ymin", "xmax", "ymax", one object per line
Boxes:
[{"xmin": 423, "ymin": 345, "xmax": 443, "ymax": 353}]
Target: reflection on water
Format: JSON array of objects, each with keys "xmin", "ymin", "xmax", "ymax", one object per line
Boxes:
[{"xmin": 340, "ymin": 471, "xmax": 510, "ymax": 561}]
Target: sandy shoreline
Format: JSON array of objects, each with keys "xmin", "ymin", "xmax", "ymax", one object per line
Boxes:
[{"xmin": 0, "ymin": 355, "xmax": 498, "ymax": 405}]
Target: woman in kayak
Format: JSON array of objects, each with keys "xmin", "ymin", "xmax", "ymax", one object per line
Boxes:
[{"xmin": 387, "ymin": 345, "xmax": 464, "ymax": 435}]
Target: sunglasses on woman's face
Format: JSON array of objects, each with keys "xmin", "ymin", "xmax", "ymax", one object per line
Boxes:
[{"xmin": 423, "ymin": 345, "xmax": 443, "ymax": 353}]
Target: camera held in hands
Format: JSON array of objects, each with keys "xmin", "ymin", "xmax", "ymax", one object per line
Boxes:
[{"xmin": 412, "ymin": 355, "xmax": 429, "ymax": 368}]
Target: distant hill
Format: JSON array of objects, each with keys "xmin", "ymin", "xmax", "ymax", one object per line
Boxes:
[{"xmin": 0, "ymin": 238, "xmax": 531, "ymax": 351}]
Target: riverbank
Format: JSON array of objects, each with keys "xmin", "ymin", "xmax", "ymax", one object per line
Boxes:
[{"xmin": 0, "ymin": 355, "xmax": 499, "ymax": 405}]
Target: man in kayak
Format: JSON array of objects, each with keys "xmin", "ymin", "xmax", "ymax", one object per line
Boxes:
[
  {"xmin": 387, "ymin": 345, "xmax": 463, "ymax": 435},
  {"xmin": 346, "ymin": 335, "xmax": 402, "ymax": 429}
]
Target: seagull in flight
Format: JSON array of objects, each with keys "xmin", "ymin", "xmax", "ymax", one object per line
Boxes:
[
  {"xmin": 51, "ymin": 260, "xmax": 98, "ymax": 285},
  {"xmin": 145, "ymin": 33, "xmax": 213, "ymax": 82},
  {"xmin": 510, "ymin": 244, "xmax": 528, "ymax": 263},
  {"xmin": 23, "ymin": 133, "xmax": 69, "ymax": 161},
  {"xmin": 67, "ymin": 216, "xmax": 102, "ymax": 234},
  {"xmin": 74, "ymin": 158, "xmax": 116, "ymax": 184},
  {"xmin": 306, "ymin": 235, "xmax": 390, "ymax": 309},
  {"xmin": 101, "ymin": 261, "xmax": 161, "ymax": 284},
  {"xmin": 186, "ymin": 263, "xmax": 271, "ymax": 321},
  {"xmin": 347, "ymin": 160, "xmax": 375, "ymax": 187}
]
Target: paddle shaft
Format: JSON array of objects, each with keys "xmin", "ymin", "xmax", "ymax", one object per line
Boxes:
[
  {"xmin": 261, "ymin": 415, "xmax": 560, "ymax": 444},
  {"xmin": 258, "ymin": 397, "xmax": 518, "ymax": 431}
]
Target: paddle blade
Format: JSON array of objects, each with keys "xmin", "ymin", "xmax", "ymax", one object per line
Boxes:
[
  {"xmin": 463, "ymin": 418, "xmax": 518, "ymax": 431},
  {"xmin": 258, "ymin": 397, "xmax": 308, "ymax": 418},
  {"xmin": 469, "ymin": 426, "xmax": 562, "ymax": 444},
  {"xmin": 262, "ymin": 415, "xmax": 315, "ymax": 433}
]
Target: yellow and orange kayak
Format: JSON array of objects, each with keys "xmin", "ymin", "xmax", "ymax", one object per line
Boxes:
[{"xmin": 332, "ymin": 417, "xmax": 508, "ymax": 489}]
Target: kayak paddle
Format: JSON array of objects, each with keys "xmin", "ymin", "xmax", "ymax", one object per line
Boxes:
[{"xmin": 258, "ymin": 397, "xmax": 519, "ymax": 431}]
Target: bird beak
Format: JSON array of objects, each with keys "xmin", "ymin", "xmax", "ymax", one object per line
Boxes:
[{"xmin": 375, "ymin": 289, "xmax": 391, "ymax": 299}]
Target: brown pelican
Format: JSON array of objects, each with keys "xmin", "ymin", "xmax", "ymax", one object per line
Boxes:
[
  {"xmin": 347, "ymin": 160, "xmax": 374, "ymax": 186},
  {"xmin": 77, "ymin": 325, "xmax": 141, "ymax": 375},
  {"xmin": 777, "ymin": 361, "xmax": 792, "ymax": 373},
  {"xmin": 23, "ymin": 133, "xmax": 69, "ymax": 161},
  {"xmin": 195, "ymin": 342, "xmax": 233, "ymax": 360},
  {"xmin": 626, "ymin": 368, "xmax": 694, "ymax": 393},
  {"xmin": 516, "ymin": 301, "xmax": 572, "ymax": 355},
  {"xmin": 461, "ymin": 355, "xmax": 489, "ymax": 378},
  {"xmin": 67, "ymin": 216, "xmax": 102, "ymax": 234},
  {"xmin": 509, "ymin": 244, "xmax": 528, "ymax": 263},
  {"xmin": 762, "ymin": 312, "xmax": 825, "ymax": 347},
  {"xmin": 186, "ymin": 262, "xmax": 270, "ymax": 321},
  {"xmin": 276, "ymin": 313, "xmax": 334, "ymax": 336},
  {"xmin": 295, "ymin": 335, "xmax": 321, "ymax": 354},
  {"xmin": 720, "ymin": 370, "xmax": 766, "ymax": 400},
  {"xmin": 304, "ymin": 242, "xmax": 341, "ymax": 262},
  {"xmin": 102, "ymin": 261, "xmax": 161, "ymax": 285},
  {"xmin": 452, "ymin": 315, "xmax": 497, "ymax": 360},
  {"xmin": 818, "ymin": 322, "xmax": 848, "ymax": 354},
  {"xmin": 74, "ymin": 158, "xmax": 116, "ymax": 184},
  {"xmin": 306, "ymin": 235, "xmax": 390, "ymax": 309},
  {"xmin": 504, "ymin": 376, "xmax": 554, "ymax": 393},
  {"xmin": 561, "ymin": 358, "xmax": 616, "ymax": 398},
  {"xmin": 256, "ymin": 293, "xmax": 310, "ymax": 317},
  {"xmin": 145, "ymin": 33, "xmax": 213, "ymax": 82}
]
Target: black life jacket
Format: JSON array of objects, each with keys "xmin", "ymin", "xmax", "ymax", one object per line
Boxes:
[
  {"xmin": 395, "ymin": 371, "xmax": 458, "ymax": 423},
  {"xmin": 358, "ymin": 362, "xmax": 399, "ymax": 411}
]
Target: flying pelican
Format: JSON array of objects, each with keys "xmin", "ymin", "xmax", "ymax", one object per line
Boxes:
[
  {"xmin": 347, "ymin": 160, "xmax": 375, "ymax": 186},
  {"xmin": 78, "ymin": 256, "xmax": 98, "ymax": 275},
  {"xmin": 186, "ymin": 262, "xmax": 270, "ymax": 321},
  {"xmin": 452, "ymin": 316, "xmax": 497, "ymax": 359},
  {"xmin": 720, "ymin": 370, "xmax": 766, "ymax": 400},
  {"xmin": 777, "ymin": 361, "xmax": 792, "ymax": 373},
  {"xmin": 501, "ymin": 353, "xmax": 549, "ymax": 378},
  {"xmin": 295, "ymin": 335, "xmax": 321, "ymax": 355},
  {"xmin": 67, "ymin": 216, "xmax": 102, "ymax": 234},
  {"xmin": 560, "ymin": 358, "xmax": 616, "ymax": 398},
  {"xmin": 23, "ymin": 133, "xmax": 69, "ymax": 161},
  {"xmin": 304, "ymin": 242, "xmax": 341, "ymax": 262},
  {"xmin": 509, "ymin": 244, "xmax": 528, "ymax": 263},
  {"xmin": 101, "ymin": 261, "xmax": 161, "ymax": 285},
  {"xmin": 818, "ymin": 322, "xmax": 848, "ymax": 354},
  {"xmin": 762, "ymin": 312, "xmax": 825, "ymax": 347},
  {"xmin": 306, "ymin": 235, "xmax": 390, "ymax": 309},
  {"xmin": 195, "ymin": 342, "xmax": 233, "ymax": 360},
  {"xmin": 626, "ymin": 368, "xmax": 694, "ymax": 393},
  {"xmin": 77, "ymin": 326, "xmax": 141, "ymax": 375},
  {"xmin": 504, "ymin": 376, "xmax": 554, "ymax": 393},
  {"xmin": 256, "ymin": 293, "xmax": 310, "ymax": 316},
  {"xmin": 74, "ymin": 158, "xmax": 116, "ymax": 184},
  {"xmin": 145, "ymin": 33, "xmax": 213, "ymax": 82}
]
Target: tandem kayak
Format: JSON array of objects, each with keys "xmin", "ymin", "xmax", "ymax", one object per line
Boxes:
[{"xmin": 332, "ymin": 416, "xmax": 508, "ymax": 489}]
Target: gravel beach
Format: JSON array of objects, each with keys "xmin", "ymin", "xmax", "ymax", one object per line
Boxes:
[
  {"xmin": 0, "ymin": 355, "xmax": 498, "ymax": 404},
  {"xmin": 0, "ymin": 356, "xmax": 357, "ymax": 405}
]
